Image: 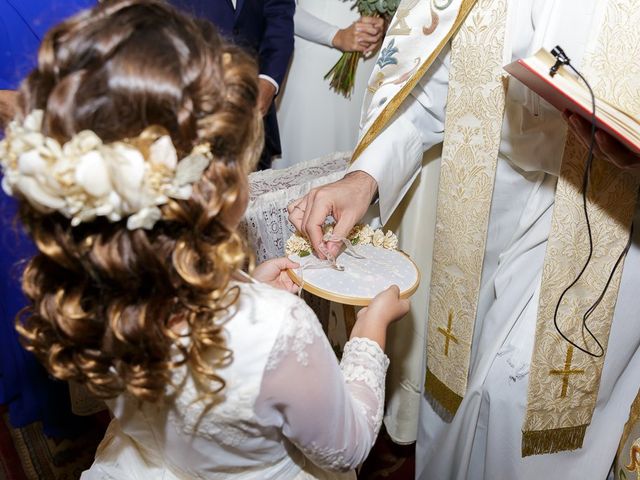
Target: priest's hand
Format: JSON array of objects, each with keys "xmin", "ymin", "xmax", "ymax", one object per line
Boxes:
[
  {"xmin": 287, "ymin": 170, "xmax": 378, "ymax": 260},
  {"xmin": 253, "ymin": 257, "xmax": 300, "ymax": 294},
  {"xmin": 565, "ymin": 112, "xmax": 640, "ymax": 171}
]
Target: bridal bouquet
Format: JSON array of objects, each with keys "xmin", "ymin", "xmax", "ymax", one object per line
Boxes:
[{"xmin": 325, "ymin": 0, "xmax": 401, "ymax": 98}]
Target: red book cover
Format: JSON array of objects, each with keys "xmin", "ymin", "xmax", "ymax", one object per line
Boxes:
[{"xmin": 504, "ymin": 56, "xmax": 640, "ymax": 155}]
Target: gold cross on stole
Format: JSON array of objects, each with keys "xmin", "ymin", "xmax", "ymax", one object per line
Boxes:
[
  {"xmin": 549, "ymin": 346, "xmax": 585, "ymax": 399},
  {"xmin": 438, "ymin": 310, "xmax": 459, "ymax": 357}
]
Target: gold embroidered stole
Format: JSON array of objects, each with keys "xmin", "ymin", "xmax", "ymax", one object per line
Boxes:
[
  {"xmin": 353, "ymin": 0, "xmax": 478, "ymax": 162},
  {"xmin": 354, "ymin": 0, "xmax": 639, "ymax": 457},
  {"xmin": 522, "ymin": 0, "xmax": 640, "ymax": 456},
  {"xmin": 424, "ymin": 0, "xmax": 508, "ymax": 416}
]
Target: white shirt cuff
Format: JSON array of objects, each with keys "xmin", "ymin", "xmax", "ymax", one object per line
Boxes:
[{"xmin": 259, "ymin": 74, "xmax": 280, "ymax": 95}]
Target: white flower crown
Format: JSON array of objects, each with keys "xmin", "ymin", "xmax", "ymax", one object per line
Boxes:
[{"xmin": 0, "ymin": 110, "xmax": 212, "ymax": 230}]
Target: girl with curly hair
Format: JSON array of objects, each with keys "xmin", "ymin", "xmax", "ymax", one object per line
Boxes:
[{"xmin": 0, "ymin": 1, "xmax": 409, "ymax": 478}]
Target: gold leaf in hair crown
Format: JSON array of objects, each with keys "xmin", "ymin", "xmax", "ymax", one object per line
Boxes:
[{"xmin": 0, "ymin": 110, "xmax": 212, "ymax": 230}]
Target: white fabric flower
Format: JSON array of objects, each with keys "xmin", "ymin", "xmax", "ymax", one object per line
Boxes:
[
  {"xmin": 150, "ymin": 135, "xmax": 178, "ymax": 171},
  {"xmin": 357, "ymin": 224, "xmax": 374, "ymax": 245},
  {"xmin": 383, "ymin": 230, "xmax": 398, "ymax": 250},
  {"xmin": 173, "ymin": 153, "xmax": 210, "ymax": 187},
  {"xmin": 285, "ymin": 234, "xmax": 312, "ymax": 255},
  {"xmin": 0, "ymin": 110, "xmax": 213, "ymax": 230},
  {"xmin": 106, "ymin": 144, "xmax": 146, "ymax": 209},
  {"xmin": 23, "ymin": 109, "xmax": 44, "ymax": 131},
  {"xmin": 127, "ymin": 206, "xmax": 163, "ymax": 231},
  {"xmin": 16, "ymin": 176, "xmax": 65, "ymax": 212},
  {"xmin": 75, "ymin": 151, "xmax": 112, "ymax": 197},
  {"xmin": 372, "ymin": 229, "xmax": 385, "ymax": 247}
]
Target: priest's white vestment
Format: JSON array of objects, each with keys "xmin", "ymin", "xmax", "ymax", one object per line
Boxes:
[{"xmin": 350, "ymin": 0, "xmax": 640, "ymax": 477}]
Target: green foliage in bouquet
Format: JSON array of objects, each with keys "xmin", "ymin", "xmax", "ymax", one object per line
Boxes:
[
  {"xmin": 324, "ymin": 0, "xmax": 401, "ymax": 98},
  {"xmin": 358, "ymin": 0, "xmax": 401, "ymax": 17}
]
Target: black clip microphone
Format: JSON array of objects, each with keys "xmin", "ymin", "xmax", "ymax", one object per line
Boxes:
[{"xmin": 549, "ymin": 46, "xmax": 571, "ymax": 77}]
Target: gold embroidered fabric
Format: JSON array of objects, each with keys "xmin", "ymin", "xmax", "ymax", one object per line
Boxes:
[
  {"xmin": 424, "ymin": 0, "xmax": 508, "ymax": 416},
  {"xmin": 351, "ymin": 0, "xmax": 478, "ymax": 162},
  {"xmin": 522, "ymin": 0, "xmax": 640, "ymax": 456},
  {"xmin": 352, "ymin": 0, "xmax": 639, "ymax": 458}
]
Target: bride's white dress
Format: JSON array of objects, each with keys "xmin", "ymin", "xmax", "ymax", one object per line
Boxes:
[
  {"xmin": 81, "ymin": 282, "xmax": 389, "ymax": 479},
  {"xmin": 275, "ymin": 0, "xmax": 377, "ymax": 168}
]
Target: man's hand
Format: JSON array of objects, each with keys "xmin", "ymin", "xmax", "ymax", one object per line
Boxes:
[
  {"xmin": 288, "ymin": 170, "xmax": 378, "ymax": 260},
  {"xmin": 0, "ymin": 90, "xmax": 18, "ymax": 128},
  {"xmin": 565, "ymin": 112, "xmax": 640, "ymax": 171},
  {"xmin": 257, "ymin": 78, "xmax": 277, "ymax": 117},
  {"xmin": 252, "ymin": 257, "xmax": 300, "ymax": 293}
]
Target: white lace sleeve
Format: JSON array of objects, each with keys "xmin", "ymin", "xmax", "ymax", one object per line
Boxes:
[{"xmin": 255, "ymin": 299, "xmax": 389, "ymax": 472}]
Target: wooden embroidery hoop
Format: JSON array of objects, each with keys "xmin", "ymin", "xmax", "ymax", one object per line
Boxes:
[{"xmin": 287, "ymin": 249, "xmax": 421, "ymax": 307}]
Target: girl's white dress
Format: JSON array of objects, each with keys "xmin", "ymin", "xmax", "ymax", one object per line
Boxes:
[
  {"xmin": 274, "ymin": 0, "xmax": 377, "ymax": 168},
  {"xmin": 81, "ymin": 281, "xmax": 388, "ymax": 479}
]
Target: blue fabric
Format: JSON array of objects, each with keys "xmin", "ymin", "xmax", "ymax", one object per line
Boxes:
[
  {"xmin": 170, "ymin": 0, "xmax": 294, "ymax": 166},
  {"xmin": 170, "ymin": 0, "xmax": 295, "ymax": 85},
  {"xmin": 0, "ymin": 0, "xmax": 95, "ymax": 437}
]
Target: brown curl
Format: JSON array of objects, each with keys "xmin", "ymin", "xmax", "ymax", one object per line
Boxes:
[{"xmin": 13, "ymin": 0, "xmax": 263, "ymax": 403}]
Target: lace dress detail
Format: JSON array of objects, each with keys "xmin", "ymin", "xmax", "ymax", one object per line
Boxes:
[
  {"xmin": 168, "ymin": 365, "xmax": 264, "ymax": 446},
  {"xmin": 265, "ymin": 302, "xmax": 330, "ymax": 371},
  {"xmin": 303, "ymin": 443, "xmax": 349, "ymax": 472},
  {"xmin": 256, "ymin": 296, "xmax": 390, "ymax": 472},
  {"xmin": 340, "ymin": 338, "xmax": 390, "ymax": 436}
]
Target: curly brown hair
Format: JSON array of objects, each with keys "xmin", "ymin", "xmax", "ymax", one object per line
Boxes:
[{"xmin": 12, "ymin": 0, "xmax": 262, "ymax": 402}]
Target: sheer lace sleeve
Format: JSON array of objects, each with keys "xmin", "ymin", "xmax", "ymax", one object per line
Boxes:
[{"xmin": 255, "ymin": 299, "xmax": 389, "ymax": 472}]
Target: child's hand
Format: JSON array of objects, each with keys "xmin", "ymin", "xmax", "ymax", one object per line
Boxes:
[
  {"xmin": 359, "ymin": 285, "xmax": 411, "ymax": 326},
  {"xmin": 350, "ymin": 286, "xmax": 411, "ymax": 350},
  {"xmin": 253, "ymin": 258, "xmax": 300, "ymax": 294}
]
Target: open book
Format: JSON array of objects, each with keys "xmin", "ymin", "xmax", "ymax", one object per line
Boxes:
[{"xmin": 504, "ymin": 48, "xmax": 640, "ymax": 154}]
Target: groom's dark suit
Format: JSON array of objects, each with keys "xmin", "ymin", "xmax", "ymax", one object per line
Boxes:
[{"xmin": 171, "ymin": 0, "xmax": 295, "ymax": 169}]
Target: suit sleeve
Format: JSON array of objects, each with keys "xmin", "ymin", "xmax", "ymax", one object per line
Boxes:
[{"xmin": 259, "ymin": 0, "xmax": 295, "ymax": 86}]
